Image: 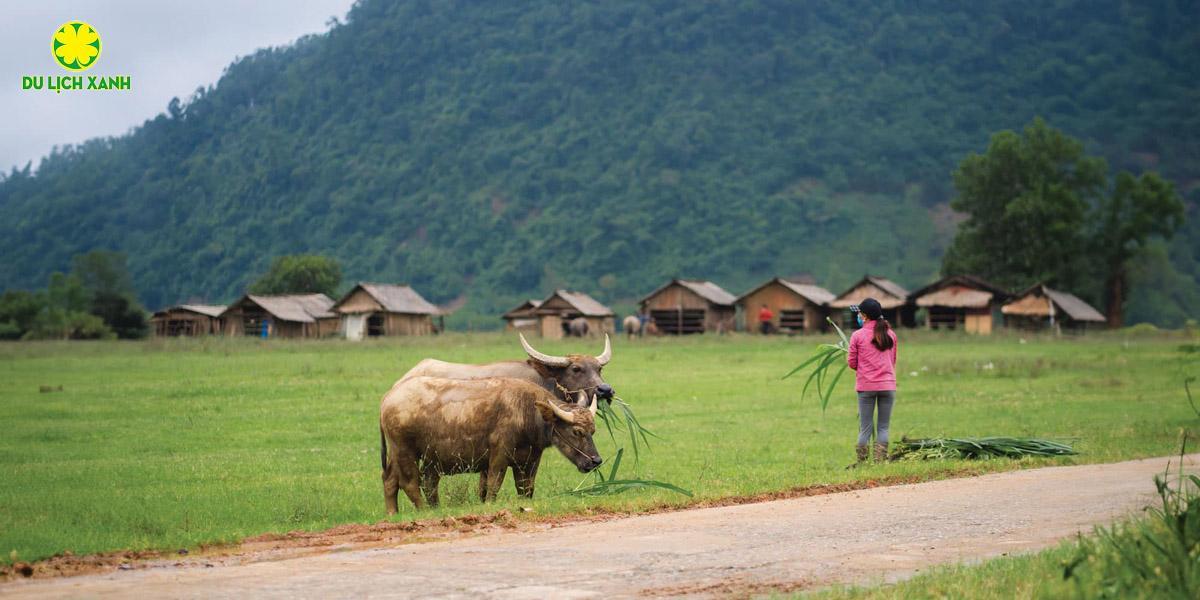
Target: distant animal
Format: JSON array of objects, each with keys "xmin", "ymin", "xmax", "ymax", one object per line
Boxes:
[
  {"xmin": 644, "ymin": 321, "xmax": 660, "ymax": 336},
  {"xmin": 568, "ymin": 317, "xmax": 590, "ymax": 337},
  {"xmin": 401, "ymin": 333, "xmax": 615, "ymax": 405},
  {"xmin": 623, "ymin": 315, "xmax": 641, "ymax": 339},
  {"xmin": 380, "ymin": 377, "xmax": 602, "ymax": 513}
]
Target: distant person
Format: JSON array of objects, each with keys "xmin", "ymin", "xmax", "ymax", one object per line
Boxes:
[
  {"xmin": 758, "ymin": 304, "xmax": 774, "ymax": 335},
  {"xmin": 846, "ymin": 298, "xmax": 898, "ymax": 467},
  {"xmin": 638, "ymin": 310, "xmax": 650, "ymax": 338}
]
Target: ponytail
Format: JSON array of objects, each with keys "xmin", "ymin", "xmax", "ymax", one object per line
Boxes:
[{"xmin": 871, "ymin": 317, "xmax": 894, "ymax": 351}]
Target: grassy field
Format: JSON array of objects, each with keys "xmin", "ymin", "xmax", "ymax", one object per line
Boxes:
[
  {"xmin": 1, "ymin": 329, "xmax": 1197, "ymax": 565},
  {"xmin": 806, "ymin": 542, "xmax": 1076, "ymax": 599}
]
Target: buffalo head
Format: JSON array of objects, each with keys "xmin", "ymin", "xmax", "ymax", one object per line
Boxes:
[
  {"xmin": 520, "ymin": 333, "xmax": 614, "ymax": 402},
  {"xmin": 537, "ymin": 390, "xmax": 603, "ymax": 472}
]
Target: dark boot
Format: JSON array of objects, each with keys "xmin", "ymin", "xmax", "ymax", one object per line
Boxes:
[
  {"xmin": 846, "ymin": 445, "xmax": 869, "ymax": 469},
  {"xmin": 873, "ymin": 442, "xmax": 889, "ymax": 462}
]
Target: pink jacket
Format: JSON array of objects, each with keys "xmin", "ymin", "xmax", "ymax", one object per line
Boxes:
[{"xmin": 847, "ymin": 320, "xmax": 897, "ymax": 392}]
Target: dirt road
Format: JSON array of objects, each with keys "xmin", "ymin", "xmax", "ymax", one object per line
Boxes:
[{"xmin": 3, "ymin": 454, "xmax": 1194, "ymax": 599}]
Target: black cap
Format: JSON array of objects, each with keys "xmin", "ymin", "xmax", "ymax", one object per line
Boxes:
[{"xmin": 856, "ymin": 297, "xmax": 883, "ymax": 320}]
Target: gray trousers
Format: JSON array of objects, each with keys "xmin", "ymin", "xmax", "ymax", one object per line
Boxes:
[{"xmin": 857, "ymin": 390, "xmax": 896, "ymax": 446}]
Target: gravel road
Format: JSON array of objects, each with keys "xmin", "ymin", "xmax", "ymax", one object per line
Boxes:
[{"xmin": 3, "ymin": 454, "xmax": 1193, "ymax": 599}]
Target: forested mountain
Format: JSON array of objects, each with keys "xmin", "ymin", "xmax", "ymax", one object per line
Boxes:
[{"xmin": 2, "ymin": 0, "xmax": 1197, "ymax": 327}]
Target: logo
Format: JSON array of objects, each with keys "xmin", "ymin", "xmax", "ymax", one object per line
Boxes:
[
  {"xmin": 22, "ymin": 20, "xmax": 130, "ymax": 93},
  {"xmin": 52, "ymin": 21, "xmax": 102, "ymax": 71}
]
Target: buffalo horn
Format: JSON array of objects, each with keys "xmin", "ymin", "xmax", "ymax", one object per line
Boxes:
[
  {"xmin": 596, "ymin": 334, "xmax": 612, "ymax": 366},
  {"xmin": 589, "ymin": 393, "xmax": 599, "ymax": 417},
  {"xmin": 543, "ymin": 397, "xmax": 577, "ymax": 424},
  {"xmin": 520, "ymin": 333, "xmax": 571, "ymax": 367}
]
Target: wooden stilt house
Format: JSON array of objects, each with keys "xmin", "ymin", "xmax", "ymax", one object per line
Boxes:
[
  {"xmin": 736, "ymin": 278, "xmax": 835, "ymax": 334},
  {"xmin": 502, "ymin": 299, "xmax": 542, "ymax": 333},
  {"xmin": 1002, "ymin": 283, "xmax": 1106, "ymax": 333},
  {"xmin": 149, "ymin": 304, "xmax": 226, "ymax": 337},
  {"xmin": 219, "ymin": 294, "xmax": 339, "ymax": 339},
  {"xmin": 829, "ymin": 275, "xmax": 915, "ymax": 328},
  {"xmin": 909, "ymin": 275, "xmax": 1010, "ymax": 334},
  {"xmin": 333, "ymin": 283, "xmax": 441, "ymax": 340},
  {"xmin": 532, "ymin": 290, "xmax": 614, "ymax": 339},
  {"xmin": 638, "ymin": 279, "xmax": 737, "ymax": 334}
]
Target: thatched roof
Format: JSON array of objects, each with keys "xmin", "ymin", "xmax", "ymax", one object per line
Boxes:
[
  {"xmin": 223, "ymin": 294, "xmax": 336, "ymax": 323},
  {"xmin": 910, "ymin": 275, "xmax": 1009, "ymax": 309},
  {"xmin": 502, "ymin": 299, "xmax": 542, "ymax": 319},
  {"xmin": 915, "ymin": 287, "xmax": 994, "ymax": 309},
  {"xmin": 539, "ymin": 290, "xmax": 613, "ymax": 317},
  {"xmin": 640, "ymin": 279, "xmax": 737, "ymax": 307},
  {"xmin": 1002, "ymin": 284, "xmax": 1105, "ymax": 322},
  {"xmin": 153, "ymin": 304, "xmax": 226, "ymax": 319},
  {"xmin": 335, "ymin": 283, "xmax": 440, "ymax": 315},
  {"xmin": 738, "ymin": 277, "xmax": 835, "ymax": 306},
  {"xmin": 830, "ymin": 275, "xmax": 910, "ymax": 309}
]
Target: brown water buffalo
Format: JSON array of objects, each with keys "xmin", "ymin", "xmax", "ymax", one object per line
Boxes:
[
  {"xmin": 380, "ymin": 376, "xmax": 602, "ymax": 513},
  {"xmin": 567, "ymin": 317, "xmax": 590, "ymax": 337},
  {"xmin": 401, "ymin": 333, "xmax": 614, "ymax": 404}
]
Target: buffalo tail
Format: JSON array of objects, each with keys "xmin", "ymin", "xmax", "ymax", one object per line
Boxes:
[{"xmin": 380, "ymin": 426, "xmax": 387, "ymax": 472}]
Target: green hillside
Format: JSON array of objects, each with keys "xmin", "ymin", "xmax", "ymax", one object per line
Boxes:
[{"xmin": 1, "ymin": 0, "xmax": 1197, "ymax": 326}]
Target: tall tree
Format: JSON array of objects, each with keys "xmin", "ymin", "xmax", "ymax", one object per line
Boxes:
[
  {"xmin": 942, "ymin": 118, "xmax": 1106, "ymax": 290},
  {"xmin": 944, "ymin": 119, "xmax": 1186, "ymax": 326},
  {"xmin": 1092, "ymin": 172, "xmax": 1184, "ymax": 327},
  {"xmin": 71, "ymin": 250, "xmax": 148, "ymax": 339},
  {"xmin": 0, "ymin": 290, "xmax": 42, "ymax": 340},
  {"xmin": 28, "ymin": 272, "xmax": 112, "ymax": 340},
  {"xmin": 250, "ymin": 255, "xmax": 342, "ymax": 297}
]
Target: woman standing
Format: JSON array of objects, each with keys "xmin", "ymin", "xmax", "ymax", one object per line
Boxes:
[{"xmin": 846, "ymin": 298, "xmax": 898, "ymax": 466}]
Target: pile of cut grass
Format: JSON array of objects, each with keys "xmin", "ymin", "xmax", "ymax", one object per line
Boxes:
[{"xmin": 892, "ymin": 436, "xmax": 1078, "ymax": 461}]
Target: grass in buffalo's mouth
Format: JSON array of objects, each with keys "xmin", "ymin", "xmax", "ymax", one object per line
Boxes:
[
  {"xmin": 560, "ymin": 448, "xmax": 692, "ymax": 498},
  {"xmin": 595, "ymin": 394, "xmax": 658, "ymax": 463},
  {"xmin": 0, "ymin": 331, "xmax": 1195, "ymax": 564}
]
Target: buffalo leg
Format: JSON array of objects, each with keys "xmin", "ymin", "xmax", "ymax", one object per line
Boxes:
[
  {"xmin": 383, "ymin": 436, "xmax": 403, "ymax": 515},
  {"xmin": 482, "ymin": 455, "xmax": 509, "ymax": 502},
  {"xmin": 513, "ymin": 454, "xmax": 542, "ymax": 498},
  {"xmin": 420, "ymin": 465, "xmax": 441, "ymax": 507},
  {"xmin": 390, "ymin": 444, "xmax": 424, "ymax": 510}
]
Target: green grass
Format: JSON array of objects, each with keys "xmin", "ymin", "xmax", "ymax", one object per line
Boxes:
[
  {"xmin": 805, "ymin": 543, "xmax": 1076, "ymax": 599},
  {"xmin": 0, "ymin": 330, "xmax": 1197, "ymax": 564},
  {"xmin": 806, "ymin": 452, "xmax": 1200, "ymax": 599}
]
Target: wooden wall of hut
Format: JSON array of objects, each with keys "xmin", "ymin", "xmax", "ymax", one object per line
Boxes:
[
  {"xmin": 642, "ymin": 285, "xmax": 734, "ymax": 334},
  {"xmin": 740, "ymin": 282, "xmax": 828, "ymax": 333},
  {"xmin": 924, "ymin": 307, "xmax": 994, "ymax": 334},
  {"xmin": 220, "ymin": 307, "xmax": 318, "ymax": 339},
  {"xmin": 536, "ymin": 314, "xmax": 613, "ymax": 339},
  {"xmin": 150, "ymin": 312, "xmax": 220, "ymax": 337}
]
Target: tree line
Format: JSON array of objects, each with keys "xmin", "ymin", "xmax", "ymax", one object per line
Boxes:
[
  {"xmin": 0, "ymin": 0, "xmax": 1195, "ymax": 326},
  {"xmin": 943, "ymin": 119, "xmax": 1184, "ymax": 327},
  {"xmin": 0, "ymin": 253, "xmax": 343, "ymax": 340}
]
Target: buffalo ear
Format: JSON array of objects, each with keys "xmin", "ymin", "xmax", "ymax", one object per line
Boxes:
[
  {"xmin": 534, "ymin": 396, "xmax": 577, "ymax": 424},
  {"xmin": 534, "ymin": 401, "xmax": 557, "ymax": 423}
]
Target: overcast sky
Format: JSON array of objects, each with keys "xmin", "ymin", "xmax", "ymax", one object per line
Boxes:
[{"xmin": 1, "ymin": 0, "xmax": 356, "ymax": 173}]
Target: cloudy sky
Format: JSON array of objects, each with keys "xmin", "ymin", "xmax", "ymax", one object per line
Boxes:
[{"xmin": 1, "ymin": 0, "xmax": 356, "ymax": 173}]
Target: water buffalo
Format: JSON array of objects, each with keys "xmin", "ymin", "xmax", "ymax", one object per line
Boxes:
[
  {"xmin": 402, "ymin": 333, "xmax": 614, "ymax": 405},
  {"xmin": 380, "ymin": 376, "xmax": 601, "ymax": 513},
  {"xmin": 568, "ymin": 317, "xmax": 590, "ymax": 337},
  {"xmin": 622, "ymin": 315, "xmax": 640, "ymax": 339}
]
